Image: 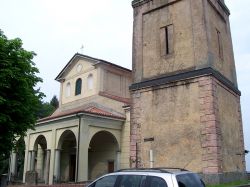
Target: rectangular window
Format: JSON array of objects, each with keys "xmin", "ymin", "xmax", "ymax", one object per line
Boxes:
[
  {"xmin": 217, "ymin": 29, "xmax": 223, "ymax": 59},
  {"xmin": 161, "ymin": 24, "xmax": 174, "ymax": 56}
]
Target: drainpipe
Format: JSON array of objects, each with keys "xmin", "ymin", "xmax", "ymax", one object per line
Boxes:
[
  {"xmin": 75, "ymin": 113, "xmax": 81, "ymax": 183},
  {"xmin": 149, "ymin": 149, "xmax": 154, "ymax": 168},
  {"xmin": 135, "ymin": 143, "xmax": 138, "ymax": 168}
]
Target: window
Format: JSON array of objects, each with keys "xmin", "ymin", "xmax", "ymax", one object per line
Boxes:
[
  {"xmin": 118, "ymin": 175, "xmax": 143, "ymax": 187},
  {"xmin": 95, "ymin": 175, "xmax": 117, "ymax": 187},
  {"xmin": 176, "ymin": 173, "xmax": 205, "ymax": 187},
  {"xmin": 66, "ymin": 82, "xmax": 71, "ymax": 97},
  {"xmin": 217, "ymin": 29, "xmax": 223, "ymax": 59},
  {"xmin": 87, "ymin": 74, "xmax": 93, "ymax": 90},
  {"xmin": 75, "ymin": 78, "xmax": 82, "ymax": 95},
  {"xmin": 161, "ymin": 24, "xmax": 174, "ymax": 56},
  {"xmin": 147, "ymin": 176, "xmax": 168, "ymax": 187}
]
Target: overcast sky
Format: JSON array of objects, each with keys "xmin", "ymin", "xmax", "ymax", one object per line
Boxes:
[{"xmin": 0, "ymin": 0, "xmax": 249, "ymax": 171}]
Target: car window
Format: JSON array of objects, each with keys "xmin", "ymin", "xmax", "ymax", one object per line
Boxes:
[
  {"xmin": 94, "ymin": 175, "xmax": 118, "ymax": 187},
  {"xmin": 118, "ymin": 175, "xmax": 143, "ymax": 187},
  {"xmin": 147, "ymin": 176, "xmax": 168, "ymax": 187},
  {"xmin": 176, "ymin": 173, "xmax": 205, "ymax": 187}
]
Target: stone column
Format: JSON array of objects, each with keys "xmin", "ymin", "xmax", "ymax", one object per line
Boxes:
[
  {"xmin": 30, "ymin": 150, "xmax": 36, "ymax": 171},
  {"xmin": 44, "ymin": 150, "xmax": 50, "ymax": 184},
  {"xmin": 27, "ymin": 151, "xmax": 32, "ymax": 171},
  {"xmin": 54, "ymin": 149, "xmax": 61, "ymax": 183},
  {"xmin": 116, "ymin": 151, "xmax": 121, "ymax": 170},
  {"xmin": 10, "ymin": 152, "xmax": 17, "ymax": 177},
  {"xmin": 78, "ymin": 118, "xmax": 89, "ymax": 181}
]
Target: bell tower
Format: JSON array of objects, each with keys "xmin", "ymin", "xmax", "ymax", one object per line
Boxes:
[{"xmin": 130, "ymin": 0, "xmax": 246, "ymax": 184}]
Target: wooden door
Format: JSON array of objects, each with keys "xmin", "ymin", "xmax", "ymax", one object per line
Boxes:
[{"xmin": 108, "ymin": 161, "xmax": 114, "ymax": 173}]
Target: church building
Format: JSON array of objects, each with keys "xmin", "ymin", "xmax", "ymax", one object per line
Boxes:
[
  {"xmin": 19, "ymin": 54, "xmax": 131, "ymax": 184},
  {"xmin": 8, "ymin": 0, "xmax": 246, "ymax": 185}
]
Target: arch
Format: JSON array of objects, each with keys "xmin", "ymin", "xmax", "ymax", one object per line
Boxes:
[
  {"xmin": 87, "ymin": 74, "xmax": 93, "ymax": 90},
  {"xmin": 56, "ymin": 130, "xmax": 77, "ymax": 183},
  {"xmin": 75, "ymin": 78, "xmax": 82, "ymax": 95},
  {"xmin": 57, "ymin": 130, "xmax": 77, "ymax": 149},
  {"xmin": 34, "ymin": 135, "xmax": 47, "ymax": 151},
  {"xmin": 33, "ymin": 135, "xmax": 48, "ymax": 183},
  {"xmin": 88, "ymin": 130, "xmax": 119, "ymax": 180},
  {"xmin": 66, "ymin": 82, "xmax": 71, "ymax": 97}
]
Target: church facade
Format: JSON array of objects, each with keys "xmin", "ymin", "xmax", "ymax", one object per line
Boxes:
[
  {"xmin": 8, "ymin": 0, "xmax": 246, "ymax": 185},
  {"xmin": 18, "ymin": 54, "xmax": 132, "ymax": 184}
]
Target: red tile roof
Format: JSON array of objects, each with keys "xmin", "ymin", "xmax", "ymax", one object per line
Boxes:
[
  {"xmin": 99, "ymin": 91, "xmax": 131, "ymax": 104},
  {"xmin": 37, "ymin": 105, "xmax": 125, "ymax": 123}
]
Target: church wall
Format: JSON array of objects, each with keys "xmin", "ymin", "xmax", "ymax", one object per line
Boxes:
[
  {"xmin": 141, "ymin": 0, "xmax": 195, "ymax": 79},
  {"xmin": 130, "ymin": 79, "xmax": 203, "ymax": 171},
  {"xmin": 61, "ymin": 68, "xmax": 98, "ymax": 105},
  {"xmin": 132, "ymin": 0, "xmax": 208, "ymax": 83},
  {"xmin": 57, "ymin": 94, "xmax": 127, "ymax": 116},
  {"xmin": 217, "ymin": 82, "xmax": 245, "ymax": 172},
  {"xmin": 101, "ymin": 67, "xmax": 131, "ymax": 99},
  {"xmin": 206, "ymin": 0, "xmax": 237, "ymax": 85},
  {"xmin": 132, "ymin": 0, "xmax": 237, "ymax": 86}
]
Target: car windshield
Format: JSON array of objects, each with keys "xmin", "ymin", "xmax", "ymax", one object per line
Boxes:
[{"xmin": 176, "ymin": 173, "xmax": 205, "ymax": 187}]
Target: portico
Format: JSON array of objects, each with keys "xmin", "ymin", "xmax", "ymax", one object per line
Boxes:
[{"xmin": 19, "ymin": 53, "xmax": 132, "ymax": 185}]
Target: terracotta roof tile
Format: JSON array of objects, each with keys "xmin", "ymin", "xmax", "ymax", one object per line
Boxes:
[{"xmin": 37, "ymin": 105, "xmax": 125, "ymax": 123}]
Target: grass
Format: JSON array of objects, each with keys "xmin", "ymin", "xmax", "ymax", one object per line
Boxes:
[{"xmin": 207, "ymin": 180, "xmax": 250, "ymax": 187}]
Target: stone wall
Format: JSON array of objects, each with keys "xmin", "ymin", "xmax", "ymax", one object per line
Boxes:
[{"xmin": 130, "ymin": 74, "xmax": 245, "ymax": 183}]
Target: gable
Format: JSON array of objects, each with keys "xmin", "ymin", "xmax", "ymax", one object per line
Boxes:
[
  {"xmin": 56, "ymin": 56, "xmax": 96, "ymax": 82},
  {"xmin": 64, "ymin": 58, "xmax": 95, "ymax": 80}
]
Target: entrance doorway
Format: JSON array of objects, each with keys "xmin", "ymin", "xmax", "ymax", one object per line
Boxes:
[
  {"xmin": 69, "ymin": 154, "xmax": 76, "ymax": 181},
  {"xmin": 88, "ymin": 131, "xmax": 119, "ymax": 180},
  {"xmin": 58, "ymin": 130, "xmax": 77, "ymax": 183},
  {"xmin": 108, "ymin": 161, "xmax": 114, "ymax": 173}
]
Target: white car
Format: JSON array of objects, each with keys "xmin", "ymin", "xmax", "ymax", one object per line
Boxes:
[{"xmin": 87, "ymin": 168, "xmax": 206, "ymax": 187}]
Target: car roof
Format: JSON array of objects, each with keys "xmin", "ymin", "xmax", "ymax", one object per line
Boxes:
[
  {"xmin": 98, "ymin": 168, "xmax": 192, "ymax": 178},
  {"xmin": 88, "ymin": 169, "xmax": 197, "ymax": 187},
  {"xmin": 115, "ymin": 168, "xmax": 191, "ymax": 175}
]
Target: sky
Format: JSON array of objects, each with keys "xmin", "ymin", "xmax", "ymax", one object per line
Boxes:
[{"xmin": 0, "ymin": 0, "xmax": 249, "ymax": 171}]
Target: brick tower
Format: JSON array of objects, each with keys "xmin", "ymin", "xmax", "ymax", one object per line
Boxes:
[{"xmin": 130, "ymin": 0, "xmax": 246, "ymax": 183}]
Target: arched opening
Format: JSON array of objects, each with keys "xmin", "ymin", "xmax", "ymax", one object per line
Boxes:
[
  {"xmin": 33, "ymin": 135, "xmax": 48, "ymax": 183},
  {"xmin": 75, "ymin": 78, "xmax": 82, "ymax": 95},
  {"xmin": 88, "ymin": 131, "xmax": 119, "ymax": 180},
  {"xmin": 57, "ymin": 130, "xmax": 77, "ymax": 183}
]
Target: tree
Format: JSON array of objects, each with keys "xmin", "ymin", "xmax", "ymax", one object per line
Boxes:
[
  {"xmin": 0, "ymin": 30, "xmax": 44, "ymax": 163},
  {"xmin": 36, "ymin": 100, "xmax": 55, "ymax": 119},
  {"xmin": 50, "ymin": 95, "xmax": 59, "ymax": 109}
]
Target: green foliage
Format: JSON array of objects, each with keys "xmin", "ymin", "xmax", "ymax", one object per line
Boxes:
[
  {"xmin": 0, "ymin": 30, "xmax": 44, "ymax": 162},
  {"xmin": 50, "ymin": 95, "xmax": 59, "ymax": 109},
  {"xmin": 0, "ymin": 158, "xmax": 9, "ymax": 175},
  {"xmin": 37, "ymin": 100, "xmax": 55, "ymax": 119},
  {"xmin": 207, "ymin": 180, "xmax": 250, "ymax": 187}
]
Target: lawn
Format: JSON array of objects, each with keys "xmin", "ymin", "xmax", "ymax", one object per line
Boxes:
[{"xmin": 207, "ymin": 180, "xmax": 250, "ymax": 187}]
